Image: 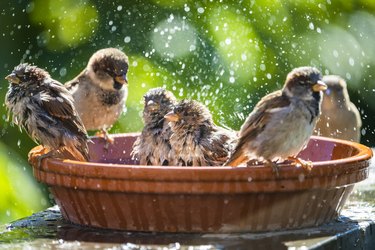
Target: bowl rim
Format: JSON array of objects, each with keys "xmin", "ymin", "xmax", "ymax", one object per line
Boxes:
[{"xmin": 29, "ymin": 133, "xmax": 373, "ymax": 180}]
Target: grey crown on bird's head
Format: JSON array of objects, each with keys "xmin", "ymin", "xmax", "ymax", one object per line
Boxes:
[
  {"xmin": 283, "ymin": 66, "xmax": 327, "ymax": 99},
  {"xmin": 144, "ymin": 88, "xmax": 177, "ymax": 109},
  {"xmin": 90, "ymin": 48, "xmax": 129, "ymax": 89},
  {"xmin": 6, "ymin": 63, "xmax": 50, "ymax": 85}
]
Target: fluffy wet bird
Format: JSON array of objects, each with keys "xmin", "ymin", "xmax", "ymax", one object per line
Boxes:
[
  {"xmin": 131, "ymin": 87, "xmax": 177, "ymax": 165},
  {"xmin": 314, "ymin": 75, "xmax": 362, "ymax": 142},
  {"xmin": 65, "ymin": 48, "xmax": 129, "ymax": 142},
  {"xmin": 224, "ymin": 66, "xmax": 327, "ymax": 171},
  {"xmin": 5, "ymin": 63, "xmax": 90, "ymax": 162},
  {"xmin": 164, "ymin": 99, "xmax": 237, "ymax": 166}
]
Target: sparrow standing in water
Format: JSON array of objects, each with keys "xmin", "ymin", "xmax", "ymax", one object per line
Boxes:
[
  {"xmin": 5, "ymin": 63, "xmax": 89, "ymax": 163},
  {"xmin": 65, "ymin": 48, "xmax": 129, "ymax": 143},
  {"xmin": 225, "ymin": 66, "xmax": 327, "ymax": 172},
  {"xmin": 314, "ymin": 75, "xmax": 362, "ymax": 142},
  {"xmin": 165, "ymin": 100, "xmax": 237, "ymax": 166},
  {"xmin": 131, "ymin": 88, "xmax": 177, "ymax": 166}
]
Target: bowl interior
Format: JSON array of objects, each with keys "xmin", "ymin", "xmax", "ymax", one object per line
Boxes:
[{"xmin": 88, "ymin": 133, "xmax": 361, "ymax": 165}]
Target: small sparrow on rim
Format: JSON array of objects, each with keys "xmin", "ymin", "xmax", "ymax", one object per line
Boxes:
[
  {"xmin": 65, "ymin": 48, "xmax": 129, "ymax": 143},
  {"xmin": 5, "ymin": 63, "xmax": 90, "ymax": 163},
  {"xmin": 224, "ymin": 66, "xmax": 327, "ymax": 172},
  {"xmin": 314, "ymin": 75, "xmax": 362, "ymax": 142},
  {"xmin": 165, "ymin": 100, "xmax": 237, "ymax": 166},
  {"xmin": 131, "ymin": 87, "xmax": 177, "ymax": 166}
]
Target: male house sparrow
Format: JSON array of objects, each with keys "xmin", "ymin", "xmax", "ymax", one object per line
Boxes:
[
  {"xmin": 224, "ymin": 66, "xmax": 327, "ymax": 171},
  {"xmin": 164, "ymin": 100, "xmax": 237, "ymax": 166},
  {"xmin": 131, "ymin": 88, "xmax": 177, "ymax": 165},
  {"xmin": 314, "ymin": 75, "xmax": 362, "ymax": 142},
  {"xmin": 5, "ymin": 63, "xmax": 89, "ymax": 162},
  {"xmin": 65, "ymin": 48, "xmax": 129, "ymax": 142}
]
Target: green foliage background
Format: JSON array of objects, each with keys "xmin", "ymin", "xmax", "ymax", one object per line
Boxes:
[{"xmin": 0, "ymin": 0, "xmax": 374, "ymax": 223}]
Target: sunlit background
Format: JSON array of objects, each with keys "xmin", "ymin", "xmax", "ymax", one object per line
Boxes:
[{"xmin": 0, "ymin": 0, "xmax": 374, "ymax": 223}]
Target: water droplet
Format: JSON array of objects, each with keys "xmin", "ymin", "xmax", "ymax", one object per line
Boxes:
[
  {"xmin": 117, "ymin": 5, "xmax": 123, "ymax": 11},
  {"xmin": 59, "ymin": 67, "xmax": 67, "ymax": 77},
  {"xmin": 124, "ymin": 36, "xmax": 131, "ymax": 43},
  {"xmin": 298, "ymin": 173, "xmax": 305, "ymax": 182},
  {"xmin": 197, "ymin": 7, "xmax": 205, "ymax": 14},
  {"xmin": 349, "ymin": 57, "xmax": 355, "ymax": 66}
]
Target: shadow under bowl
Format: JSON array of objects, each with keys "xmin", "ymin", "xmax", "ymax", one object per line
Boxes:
[{"xmin": 28, "ymin": 133, "xmax": 373, "ymax": 233}]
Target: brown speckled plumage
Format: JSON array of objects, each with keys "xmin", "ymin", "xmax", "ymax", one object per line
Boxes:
[
  {"xmin": 5, "ymin": 63, "xmax": 89, "ymax": 162},
  {"xmin": 166, "ymin": 100, "xmax": 237, "ymax": 166},
  {"xmin": 314, "ymin": 75, "xmax": 362, "ymax": 142},
  {"xmin": 131, "ymin": 88, "xmax": 177, "ymax": 165},
  {"xmin": 65, "ymin": 48, "xmax": 129, "ymax": 134},
  {"xmin": 225, "ymin": 66, "xmax": 326, "ymax": 167}
]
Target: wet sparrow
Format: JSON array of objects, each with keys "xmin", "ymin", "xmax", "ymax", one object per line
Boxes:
[
  {"xmin": 65, "ymin": 48, "xmax": 129, "ymax": 143},
  {"xmin": 131, "ymin": 87, "xmax": 177, "ymax": 165},
  {"xmin": 314, "ymin": 75, "xmax": 362, "ymax": 142},
  {"xmin": 165, "ymin": 100, "xmax": 237, "ymax": 166},
  {"xmin": 5, "ymin": 63, "xmax": 89, "ymax": 162},
  {"xmin": 224, "ymin": 66, "xmax": 327, "ymax": 171}
]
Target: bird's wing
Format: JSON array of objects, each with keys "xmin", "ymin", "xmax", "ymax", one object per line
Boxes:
[
  {"xmin": 64, "ymin": 69, "xmax": 86, "ymax": 90},
  {"xmin": 41, "ymin": 80, "xmax": 86, "ymax": 132},
  {"xmin": 239, "ymin": 90, "xmax": 290, "ymax": 139},
  {"xmin": 225, "ymin": 91, "xmax": 290, "ymax": 166},
  {"xmin": 199, "ymin": 125, "xmax": 236, "ymax": 165}
]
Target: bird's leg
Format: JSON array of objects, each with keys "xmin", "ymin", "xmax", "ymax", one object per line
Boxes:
[
  {"xmin": 28, "ymin": 146, "xmax": 48, "ymax": 160},
  {"xmin": 265, "ymin": 160, "xmax": 280, "ymax": 177},
  {"xmin": 36, "ymin": 149, "xmax": 57, "ymax": 168},
  {"xmin": 95, "ymin": 128, "xmax": 114, "ymax": 150},
  {"xmin": 287, "ymin": 157, "xmax": 313, "ymax": 171}
]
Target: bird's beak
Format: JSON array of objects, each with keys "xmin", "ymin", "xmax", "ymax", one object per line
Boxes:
[
  {"xmin": 5, "ymin": 73, "xmax": 20, "ymax": 84},
  {"xmin": 164, "ymin": 111, "xmax": 180, "ymax": 122},
  {"xmin": 115, "ymin": 74, "xmax": 128, "ymax": 85},
  {"xmin": 146, "ymin": 100, "xmax": 159, "ymax": 111},
  {"xmin": 312, "ymin": 80, "xmax": 327, "ymax": 92}
]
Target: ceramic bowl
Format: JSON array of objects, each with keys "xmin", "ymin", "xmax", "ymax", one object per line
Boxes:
[{"xmin": 28, "ymin": 133, "xmax": 372, "ymax": 232}]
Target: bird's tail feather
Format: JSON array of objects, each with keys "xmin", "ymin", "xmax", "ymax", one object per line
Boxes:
[
  {"xmin": 62, "ymin": 146, "xmax": 89, "ymax": 162},
  {"xmin": 224, "ymin": 152, "xmax": 248, "ymax": 167}
]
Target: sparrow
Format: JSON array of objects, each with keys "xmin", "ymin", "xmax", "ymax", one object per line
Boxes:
[
  {"xmin": 224, "ymin": 66, "xmax": 327, "ymax": 172},
  {"xmin": 5, "ymin": 63, "xmax": 90, "ymax": 163},
  {"xmin": 65, "ymin": 48, "xmax": 129, "ymax": 143},
  {"xmin": 164, "ymin": 100, "xmax": 237, "ymax": 166},
  {"xmin": 131, "ymin": 87, "xmax": 177, "ymax": 166},
  {"xmin": 314, "ymin": 75, "xmax": 362, "ymax": 142}
]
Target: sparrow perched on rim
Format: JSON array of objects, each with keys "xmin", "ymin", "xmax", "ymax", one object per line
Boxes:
[
  {"xmin": 5, "ymin": 63, "xmax": 90, "ymax": 162},
  {"xmin": 164, "ymin": 100, "xmax": 237, "ymax": 166},
  {"xmin": 224, "ymin": 66, "xmax": 327, "ymax": 171},
  {"xmin": 131, "ymin": 87, "xmax": 177, "ymax": 166},
  {"xmin": 65, "ymin": 48, "xmax": 129, "ymax": 143},
  {"xmin": 314, "ymin": 75, "xmax": 362, "ymax": 142}
]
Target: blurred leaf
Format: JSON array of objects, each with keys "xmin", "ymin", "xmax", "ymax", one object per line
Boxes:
[
  {"xmin": 29, "ymin": 0, "xmax": 99, "ymax": 50},
  {"xmin": 0, "ymin": 143, "xmax": 47, "ymax": 224}
]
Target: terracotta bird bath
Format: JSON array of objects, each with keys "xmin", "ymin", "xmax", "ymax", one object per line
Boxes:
[{"xmin": 28, "ymin": 133, "xmax": 372, "ymax": 232}]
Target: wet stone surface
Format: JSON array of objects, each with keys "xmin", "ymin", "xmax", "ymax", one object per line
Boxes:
[{"xmin": 0, "ymin": 162, "xmax": 374, "ymax": 249}]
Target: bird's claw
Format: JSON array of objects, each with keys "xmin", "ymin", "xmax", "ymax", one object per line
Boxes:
[
  {"xmin": 265, "ymin": 160, "xmax": 280, "ymax": 177},
  {"xmin": 288, "ymin": 157, "xmax": 313, "ymax": 171},
  {"xmin": 95, "ymin": 129, "xmax": 114, "ymax": 150},
  {"xmin": 36, "ymin": 150, "xmax": 54, "ymax": 168}
]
